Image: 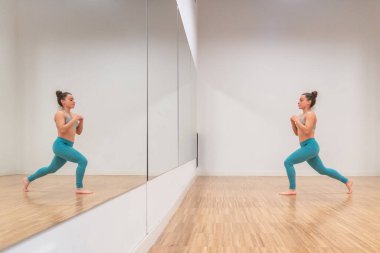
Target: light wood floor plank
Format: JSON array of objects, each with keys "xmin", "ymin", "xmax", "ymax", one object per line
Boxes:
[{"xmin": 150, "ymin": 176, "xmax": 380, "ymax": 253}]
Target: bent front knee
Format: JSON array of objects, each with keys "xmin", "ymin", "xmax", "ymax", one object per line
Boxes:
[
  {"xmin": 47, "ymin": 166, "xmax": 60, "ymax": 173},
  {"xmin": 79, "ymin": 157, "xmax": 88, "ymax": 167},
  {"xmin": 284, "ymin": 158, "xmax": 294, "ymax": 167},
  {"xmin": 317, "ymin": 170, "xmax": 327, "ymax": 175}
]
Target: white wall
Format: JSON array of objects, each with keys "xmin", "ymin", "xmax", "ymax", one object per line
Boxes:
[
  {"xmin": 198, "ymin": 0, "xmax": 380, "ymax": 176},
  {"xmin": 176, "ymin": 0, "xmax": 197, "ymax": 64},
  {"xmin": 147, "ymin": 160, "xmax": 196, "ymax": 233},
  {"xmin": 16, "ymin": 0, "xmax": 147, "ymax": 175},
  {"xmin": 0, "ymin": 0, "xmax": 19, "ymax": 175}
]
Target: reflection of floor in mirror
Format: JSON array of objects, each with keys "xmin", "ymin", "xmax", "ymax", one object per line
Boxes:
[
  {"xmin": 150, "ymin": 176, "xmax": 380, "ymax": 253},
  {"xmin": 0, "ymin": 174, "xmax": 146, "ymax": 251}
]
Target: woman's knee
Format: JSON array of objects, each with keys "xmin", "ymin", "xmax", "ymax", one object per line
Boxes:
[
  {"xmin": 78, "ymin": 156, "xmax": 88, "ymax": 166},
  {"xmin": 47, "ymin": 166, "xmax": 59, "ymax": 174},
  {"xmin": 284, "ymin": 158, "xmax": 294, "ymax": 167},
  {"xmin": 315, "ymin": 167, "xmax": 327, "ymax": 175}
]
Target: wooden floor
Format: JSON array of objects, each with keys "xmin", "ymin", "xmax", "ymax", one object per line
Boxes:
[
  {"xmin": 0, "ymin": 174, "xmax": 146, "ymax": 251},
  {"xmin": 150, "ymin": 176, "xmax": 380, "ymax": 253}
]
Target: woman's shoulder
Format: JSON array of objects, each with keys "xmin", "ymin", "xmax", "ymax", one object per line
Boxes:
[
  {"xmin": 55, "ymin": 110, "xmax": 66, "ymax": 118},
  {"xmin": 54, "ymin": 111, "xmax": 65, "ymax": 122},
  {"xmin": 306, "ymin": 110, "xmax": 316, "ymax": 118}
]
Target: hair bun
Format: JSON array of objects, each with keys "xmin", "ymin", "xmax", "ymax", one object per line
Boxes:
[
  {"xmin": 311, "ymin": 91, "xmax": 318, "ymax": 98},
  {"xmin": 56, "ymin": 90, "xmax": 63, "ymax": 98}
]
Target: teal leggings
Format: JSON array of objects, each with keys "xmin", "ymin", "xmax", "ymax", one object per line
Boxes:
[
  {"xmin": 284, "ymin": 138, "xmax": 348, "ymax": 190},
  {"xmin": 28, "ymin": 137, "xmax": 88, "ymax": 188}
]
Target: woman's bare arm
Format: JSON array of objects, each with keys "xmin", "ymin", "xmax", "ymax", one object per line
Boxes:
[
  {"xmin": 76, "ymin": 119, "xmax": 83, "ymax": 135},
  {"xmin": 291, "ymin": 119, "xmax": 298, "ymax": 136},
  {"xmin": 294, "ymin": 112, "xmax": 316, "ymax": 135},
  {"xmin": 55, "ymin": 111, "xmax": 78, "ymax": 134}
]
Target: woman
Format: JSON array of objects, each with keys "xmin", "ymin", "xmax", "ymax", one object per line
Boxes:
[
  {"xmin": 22, "ymin": 91, "xmax": 92, "ymax": 194},
  {"xmin": 280, "ymin": 91, "xmax": 353, "ymax": 195}
]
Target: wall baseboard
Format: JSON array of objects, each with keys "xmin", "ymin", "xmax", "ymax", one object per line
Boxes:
[
  {"xmin": 0, "ymin": 170, "xmax": 23, "ymax": 176},
  {"xmin": 197, "ymin": 169, "xmax": 380, "ymax": 177}
]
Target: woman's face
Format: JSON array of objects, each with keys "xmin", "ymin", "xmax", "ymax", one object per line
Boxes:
[
  {"xmin": 61, "ymin": 94, "xmax": 76, "ymax": 109},
  {"xmin": 298, "ymin": 95, "xmax": 311, "ymax": 110}
]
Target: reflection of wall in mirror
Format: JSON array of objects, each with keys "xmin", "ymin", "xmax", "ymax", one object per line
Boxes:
[
  {"xmin": 176, "ymin": 0, "xmax": 198, "ymax": 64},
  {"xmin": 16, "ymin": 0, "xmax": 147, "ymax": 176},
  {"xmin": 148, "ymin": 0, "xmax": 179, "ymax": 177},
  {"xmin": 178, "ymin": 16, "xmax": 197, "ymax": 166},
  {"xmin": 0, "ymin": 0, "xmax": 20, "ymax": 175}
]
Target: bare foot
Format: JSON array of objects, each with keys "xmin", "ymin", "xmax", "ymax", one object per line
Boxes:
[
  {"xmin": 279, "ymin": 190, "xmax": 297, "ymax": 195},
  {"xmin": 75, "ymin": 188, "xmax": 93, "ymax": 194},
  {"xmin": 22, "ymin": 177, "xmax": 30, "ymax": 192},
  {"xmin": 345, "ymin": 180, "xmax": 353, "ymax": 194}
]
